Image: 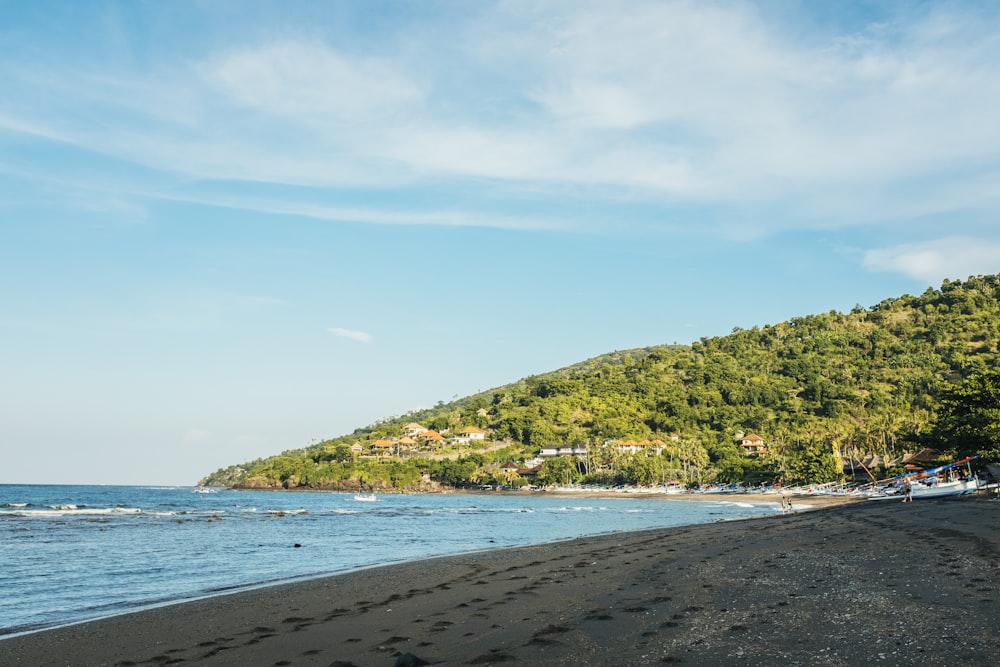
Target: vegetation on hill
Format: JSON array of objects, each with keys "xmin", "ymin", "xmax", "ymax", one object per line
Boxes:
[{"xmin": 201, "ymin": 274, "xmax": 1000, "ymax": 490}]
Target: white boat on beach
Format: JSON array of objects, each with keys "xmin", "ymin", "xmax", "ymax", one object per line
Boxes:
[
  {"xmin": 868, "ymin": 477, "xmax": 980, "ymax": 500},
  {"xmin": 353, "ymin": 493, "xmax": 377, "ymax": 502},
  {"xmin": 867, "ymin": 456, "xmax": 981, "ymax": 501}
]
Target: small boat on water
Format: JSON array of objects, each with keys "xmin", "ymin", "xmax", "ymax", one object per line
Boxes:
[{"xmin": 353, "ymin": 493, "xmax": 377, "ymax": 502}]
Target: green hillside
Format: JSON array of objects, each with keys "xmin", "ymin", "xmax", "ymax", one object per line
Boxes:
[{"xmin": 201, "ymin": 274, "xmax": 1000, "ymax": 490}]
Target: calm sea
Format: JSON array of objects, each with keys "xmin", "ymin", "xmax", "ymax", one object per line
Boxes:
[{"xmin": 0, "ymin": 485, "xmax": 784, "ymax": 637}]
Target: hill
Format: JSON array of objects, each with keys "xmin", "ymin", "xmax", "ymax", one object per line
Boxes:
[{"xmin": 200, "ymin": 274, "xmax": 1000, "ymax": 490}]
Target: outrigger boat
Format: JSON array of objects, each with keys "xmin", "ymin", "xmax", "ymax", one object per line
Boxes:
[{"xmin": 868, "ymin": 456, "xmax": 980, "ymax": 500}]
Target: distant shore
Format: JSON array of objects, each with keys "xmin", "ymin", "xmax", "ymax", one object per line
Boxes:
[
  {"xmin": 226, "ymin": 482, "xmax": 866, "ymax": 509},
  {"xmin": 3, "ymin": 495, "xmax": 997, "ymax": 666},
  {"xmin": 484, "ymin": 488, "xmax": 861, "ymax": 507}
]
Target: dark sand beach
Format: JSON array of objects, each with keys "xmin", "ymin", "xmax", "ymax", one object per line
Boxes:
[{"xmin": 3, "ymin": 495, "xmax": 998, "ymax": 666}]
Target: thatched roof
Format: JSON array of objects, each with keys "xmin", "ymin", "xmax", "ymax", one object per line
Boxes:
[{"xmin": 903, "ymin": 448, "xmax": 941, "ymax": 464}]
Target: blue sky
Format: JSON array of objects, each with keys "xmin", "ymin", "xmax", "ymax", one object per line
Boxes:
[{"xmin": 3, "ymin": 1, "xmax": 1000, "ymax": 485}]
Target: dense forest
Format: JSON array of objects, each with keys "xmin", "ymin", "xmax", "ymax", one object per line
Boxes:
[{"xmin": 201, "ymin": 275, "xmax": 1000, "ymax": 490}]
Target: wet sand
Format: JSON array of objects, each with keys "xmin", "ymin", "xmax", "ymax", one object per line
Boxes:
[{"xmin": 2, "ymin": 495, "xmax": 998, "ymax": 666}]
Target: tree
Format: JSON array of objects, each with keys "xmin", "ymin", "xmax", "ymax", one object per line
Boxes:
[
  {"xmin": 785, "ymin": 440, "xmax": 841, "ymax": 484},
  {"xmin": 932, "ymin": 369, "xmax": 1000, "ymax": 462},
  {"xmin": 433, "ymin": 458, "xmax": 479, "ymax": 487},
  {"xmin": 622, "ymin": 453, "xmax": 659, "ymax": 486},
  {"xmin": 331, "ymin": 444, "xmax": 353, "ymax": 463},
  {"xmin": 536, "ymin": 457, "xmax": 581, "ymax": 486}
]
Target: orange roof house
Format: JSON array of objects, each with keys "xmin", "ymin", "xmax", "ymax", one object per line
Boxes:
[
  {"xmin": 372, "ymin": 439, "xmax": 395, "ymax": 451},
  {"xmin": 404, "ymin": 422, "xmax": 428, "ymax": 436},
  {"xmin": 455, "ymin": 426, "xmax": 486, "ymax": 443},
  {"xmin": 738, "ymin": 434, "xmax": 766, "ymax": 455}
]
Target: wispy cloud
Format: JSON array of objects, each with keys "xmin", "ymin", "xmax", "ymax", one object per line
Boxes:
[
  {"xmin": 863, "ymin": 237, "xmax": 1000, "ymax": 283},
  {"xmin": 147, "ymin": 190, "xmax": 571, "ymax": 232},
  {"xmin": 1, "ymin": 1, "xmax": 999, "ymax": 244},
  {"xmin": 328, "ymin": 327, "xmax": 374, "ymax": 343},
  {"xmin": 201, "ymin": 42, "xmax": 423, "ymax": 121}
]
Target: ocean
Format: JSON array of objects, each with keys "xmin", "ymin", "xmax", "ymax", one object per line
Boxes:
[{"xmin": 0, "ymin": 484, "xmax": 784, "ymax": 637}]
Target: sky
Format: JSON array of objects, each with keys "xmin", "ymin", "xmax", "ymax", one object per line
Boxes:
[{"xmin": 3, "ymin": 1, "xmax": 1000, "ymax": 485}]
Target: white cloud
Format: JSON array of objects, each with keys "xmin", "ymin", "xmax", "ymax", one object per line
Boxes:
[
  {"xmin": 328, "ymin": 327, "xmax": 374, "ymax": 343},
  {"xmin": 863, "ymin": 237, "xmax": 1000, "ymax": 283},
  {"xmin": 0, "ymin": 112, "xmax": 76, "ymax": 144},
  {"xmin": 200, "ymin": 41, "xmax": 423, "ymax": 121},
  {"xmin": 533, "ymin": 81, "xmax": 656, "ymax": 130},
  {"xmin": 2, "ymin": 2, "xmax": 1000, "ymax": 237},
  {"xmin": 150, "ymin": 190, "xmax": 570, "ymax": 231}
]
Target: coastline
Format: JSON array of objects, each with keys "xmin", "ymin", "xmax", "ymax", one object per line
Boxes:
[
  {"xmin": 226, "ymin": 483, "xmax": 863, "ymax": 508},
  {"xmin": 3, "ymin": 496, "xmax": 997, "ymax": 666}
]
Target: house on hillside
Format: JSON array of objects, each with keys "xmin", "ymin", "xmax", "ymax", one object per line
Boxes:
[
  {"xmin": 404, "ymin": 422, "xmax": 428, "ymax": 437},
  {"xmin": 518, "ymin": 464, "xmax": 542, "ymax": 479},
  {"xmin": 499, "ymin": 462, "xmax": 541, "ymax": 481},
  {"xmin": 418, "ymin": 430, "xmax": 445, "ymax": 443},
  {"xmin": 454, "ymin": 426, "xmax": 486, "ymax": 444},
  {"xmin": 371, "ymin": 439, "xmax": 396, "ymax": 457},
  {"xmin": 539, "ymin": 446, "xmax": 588, "ymax": 459},
  {"xmin": 611, "ymin": 439, "xmax": 666, "ymax": 455},
  {"xmin": 737, "ymin": 433, "xmax": 766, "ymax": 455}
]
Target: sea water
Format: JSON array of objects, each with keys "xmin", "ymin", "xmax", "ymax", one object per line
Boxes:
[{"xmin": 0, "ymin": 485, "xmax": 782, "ymax": 636}]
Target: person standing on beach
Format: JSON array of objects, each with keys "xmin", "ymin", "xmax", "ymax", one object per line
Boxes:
[{"xmin": 902, "ymin": 479, "xmax": 913, "ymax": 503}]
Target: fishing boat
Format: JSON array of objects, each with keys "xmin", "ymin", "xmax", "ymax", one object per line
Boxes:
[
  {"xmin": 353, "ymin": 493, "xmax": 377, "ymax": 502},
  {"xmin": 868, "ymin": 456, "xmax": 980, "ymax": 500}
]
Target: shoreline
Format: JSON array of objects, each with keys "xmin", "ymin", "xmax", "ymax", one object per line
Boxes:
[
  {"xmin": 0, "ymin": 494, "xmax": 848, "ymax": 640},
  {"xmin": 3, "ymin": 496, "xmax": 997, "ymax": 666}
]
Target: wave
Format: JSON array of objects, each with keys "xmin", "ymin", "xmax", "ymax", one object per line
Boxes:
[{"xmin": 1, "ymin": 506, "xmax": 145, "ymax": 517}]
